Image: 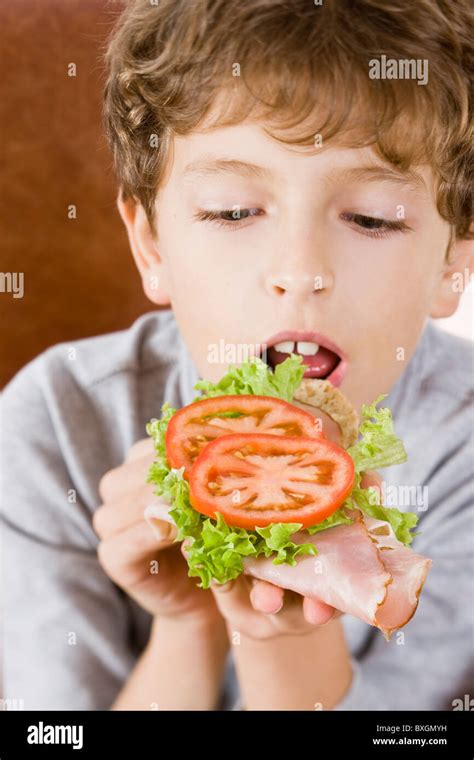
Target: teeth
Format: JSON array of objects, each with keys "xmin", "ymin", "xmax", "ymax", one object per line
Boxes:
[
  {"xmin": 296, "ymin": 341, "xmax": 320, "ymax": 356},
  {"xmin": 272, "ymin": 340, "xmax": 321, "ymax": 356},
  {"xmin": 274, "ymin": 341, "xmax": 295, "ymax": 354}
]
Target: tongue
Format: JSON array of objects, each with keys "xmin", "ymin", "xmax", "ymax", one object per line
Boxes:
[{"xmin": 267, "ymin": 346, "xmax": 340, "ymax": 379}]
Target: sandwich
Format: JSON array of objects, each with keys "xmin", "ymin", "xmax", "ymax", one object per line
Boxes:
[{"xmin": 147, "ymin": 355, "xmax": 431, "ymax": 640}]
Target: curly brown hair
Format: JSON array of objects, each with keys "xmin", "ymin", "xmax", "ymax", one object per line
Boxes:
[{"xmin": 103, "ymin": 0, "xmax": 473, "ymax": 242}]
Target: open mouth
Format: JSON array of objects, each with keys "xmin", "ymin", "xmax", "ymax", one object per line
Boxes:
[{"xmin": 259, "ymin": 331, "xmax": 346, "ymax": 386}]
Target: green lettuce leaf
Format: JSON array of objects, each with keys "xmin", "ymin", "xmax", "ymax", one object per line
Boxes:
[
  {"xmin": 194, "ymin": 353, "xmax": 305, "ymax": 402},
  {"xmin": 306, "ymin": 508, "xmax": 354, "ymax": 535},
  {"xmin": 254, "ymin": 523, "xmax": 318, "ymax": 564},
  {"xmin": 347, "ymin": 394, "xmax": 408, "ymax": 472},
  {"xmin": 348, "ymin": 481, "xmax": 419, "ymax": 546},
  {"xmin": 344, "ymin": 395, "xmax": 418, "ymax": 545}
]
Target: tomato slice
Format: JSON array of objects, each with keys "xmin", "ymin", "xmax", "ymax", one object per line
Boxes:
[
  {"xmin": 188, "ymin": 433, "xmax": 355, "ymax": 529},
  {"xmin": 166, "ymin": 395, "xmax": 324, "ymax": 475}
]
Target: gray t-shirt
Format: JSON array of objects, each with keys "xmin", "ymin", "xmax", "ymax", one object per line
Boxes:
[{"xmin": 1, "ymin": 310, "xmax": 473, "ymax": 710}]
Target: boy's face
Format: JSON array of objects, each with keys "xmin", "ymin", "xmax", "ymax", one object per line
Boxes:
[{"xmin": 122, "ymin": 122, "xmax": 470, "ymax": 411}]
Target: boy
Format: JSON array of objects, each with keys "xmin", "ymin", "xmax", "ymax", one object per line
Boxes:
[{"xmin": 1, "ymin": 0, "xmax": 473, "ymax": 710}]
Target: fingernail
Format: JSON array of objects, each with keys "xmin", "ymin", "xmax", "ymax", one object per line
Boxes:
[
  {"xmin": 211, "ymin": 579, "xmax": 234, "ymax": 592},
  {"xmin": 144, "ymin": 503, "xmax": 177, "ymax": 541},
  {"xmin": 250, "ymin": 588, "xmax": 283, "ymax": 614},
  {"xmin": 146, "ymin": 517, "xmax": 177, "ymax": 542},
  {"xmin": 270, "ymin": 600, "xmax": 284, "ymax": 614}
]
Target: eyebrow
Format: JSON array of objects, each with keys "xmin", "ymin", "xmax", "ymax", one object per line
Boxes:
[
  {"xmin": 182, "ymin": 157, "xmax": 273, "ymax": 181},
  {"xmin": 182, "ymin": 156, "xmax": 426, "ymax": 193},
  {"xmin": 329, "ymin": 166, "xmax": 427, "ymax": 193}
]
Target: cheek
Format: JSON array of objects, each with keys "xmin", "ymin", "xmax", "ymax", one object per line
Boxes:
[
  {"xmin": 160, "ymin": 241, "xmax": 257, "ymax": 379},
  {"xmin": 168, "ymin": 253, "xmax": 248, "ymax": 316},
  {"xmin": 337, "ymin": 239, "xmax": 436, "ymax": 375},
  {"xmin": 341, "ymin": 236, "xmax": 436, "ymax": 322},
  {"xmin": 164, "ymin": 228, "xmax": 260, "ymax": 316}
]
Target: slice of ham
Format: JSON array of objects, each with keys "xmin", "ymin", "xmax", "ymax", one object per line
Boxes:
[
  {"xmin": 243, "ymin": 509, "xmax": 432, "ymax": 640},
  {"xmin": 362, "ymin": 515, "xmax": 432, "ymax": 636}
]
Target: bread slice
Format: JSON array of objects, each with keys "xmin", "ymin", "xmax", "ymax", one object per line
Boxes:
[{"xmin": 293, "ymin": 378, "xmax": 359, "ymax": 449}]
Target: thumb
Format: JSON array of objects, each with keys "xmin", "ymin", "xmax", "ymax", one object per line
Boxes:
[
  {"xmin": 210, "ymin": 575, "xmax": 256, "ymax": 620},
  {"xmin": 144, "ymin": 501, "xmax": 177, "ymax": 542}
]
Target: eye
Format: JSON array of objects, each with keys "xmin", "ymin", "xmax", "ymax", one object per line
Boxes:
[
  {"xmin": 341, "ymin": 212, "xmax": 411, "ymax": 238},
  {"xmin": 194, "ymin": 207, "xmax": 264, "ymax": 229}
]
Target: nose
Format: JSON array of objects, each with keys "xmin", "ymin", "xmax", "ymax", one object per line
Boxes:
[
  {"xmin": 265, "ymin": 268, "xmax": 333, "ymax": 299},
  {"xmin": 263, "ymin": 210, "xmax": 335, "ymax": 299}
]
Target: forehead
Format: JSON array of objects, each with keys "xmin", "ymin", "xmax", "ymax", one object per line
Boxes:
[{"xmin": 169, "ymin": 123, "xmax": 430, "ymax": 196}]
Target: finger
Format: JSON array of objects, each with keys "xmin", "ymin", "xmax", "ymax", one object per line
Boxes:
[
  {"xmin": 97, "ymin": 519, "xmax": 174, "ymax": 590},
  {"xmin": 243, "ymin": 571, "xmax": 308, "ymax": 630},
  {"xmin": 302, "ymin": 597, "xmax": 336, "ymax": 625},
  {"xmin": 98, "ymin": 453, "xmax": 154, "ymax": 503},
  {"xmin": 264, "ymin": 589, "xmax": 311, "ymax": 633},
  {"xmin": 93, "ymin": 490, "xmax": 171, "ymax": 540},
  {"xmin": 126, "ymin": 438, "xmax": 155, "ymax": 463},
  {"xmin": 212, "ymin": 576, "xmax": 320, "ymax": 638},
  {"xmin": 211, "ymin": 575, "xmax": 265, "ymax": 628},
  {"xmin": 249, "ymin": 580, "xmax": 284, "ymax": 614},
  {"xmin": 144, "ymin": 502, "xmax": 177, "ymax": 541}
]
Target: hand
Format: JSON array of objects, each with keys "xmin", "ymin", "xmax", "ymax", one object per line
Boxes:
[
  {"xmin": 209, "ymin": 469, "xmax": 382, "ymax": 640},
  {"xmin": 210, "ymin": 575, "xmax": 340, "ymax": 640},
  {"xmin": 93, "ymin": 438, "xmax": 219, "ymax": 623}
]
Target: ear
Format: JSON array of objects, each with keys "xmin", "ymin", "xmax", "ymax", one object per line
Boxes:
[
  {"xmin": 430, "ymin": 232, "xmax": 474, "ymax": 319},
  {"xmin": 117, "ymin": 192, "xmax": 171, "ymax": 306}
]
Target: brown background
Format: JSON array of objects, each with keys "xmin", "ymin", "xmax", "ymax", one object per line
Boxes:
[{"xmin": 1, "ymin": 0, "xmax": 154, "ymax": 389}]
